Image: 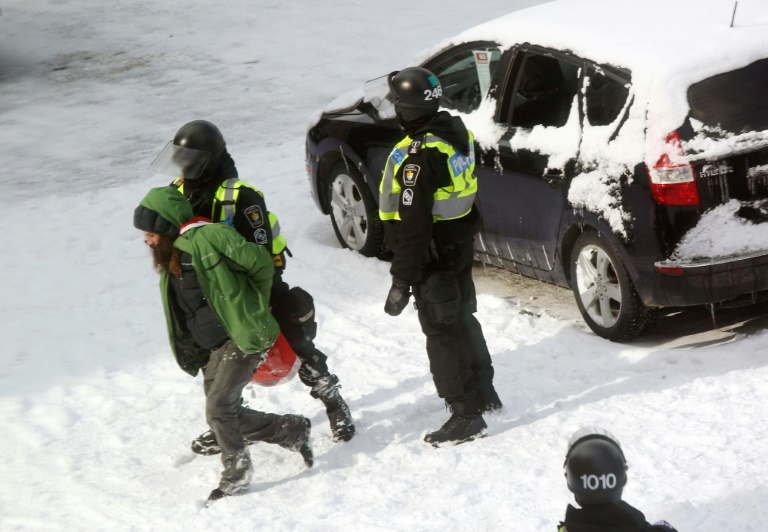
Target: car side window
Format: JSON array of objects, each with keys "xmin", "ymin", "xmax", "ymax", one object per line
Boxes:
[
  {"xmin": 426, "ymin": 46, "xmax": 501, "ymax": 114},
  {"xmin": 506, "ymin": 52, "xmax": 581, "ymax": 128},
  {"xmin": 584, "ymin": 70, "xmax": 630, "ymax": 126}
]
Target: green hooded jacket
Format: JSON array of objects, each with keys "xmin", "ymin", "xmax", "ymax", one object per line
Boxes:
[{"xmin": 140, "ymin": 187, "xmax": 279, "ymax": 376}]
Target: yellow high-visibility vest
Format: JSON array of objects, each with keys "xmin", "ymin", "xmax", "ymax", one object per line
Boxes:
[
  {"xmin": 172, "ymin": 178, "xmax": 286, "ymax": 255},
  {"xmin": 379, "ymin": 131, "xmax": 477, "ymax": 222}
]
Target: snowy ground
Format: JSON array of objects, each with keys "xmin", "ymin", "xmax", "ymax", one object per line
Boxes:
[{"xmin": 1, "ymin": 1, "xmax": 767, "ymax": 530}]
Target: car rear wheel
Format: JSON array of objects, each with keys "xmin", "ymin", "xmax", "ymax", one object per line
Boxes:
[
  {"xmin": 327, "ymin": 162, "xmax": 383, "ymax": 257},
  {"xmin": 570, "ymin": 231, "xmax": 656, "ymax": 341}
]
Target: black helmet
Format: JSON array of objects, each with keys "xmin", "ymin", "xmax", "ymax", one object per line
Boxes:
[
  {"xmin": 173, "ymin": 120, "xmax": 225, "ymax": 156},
  {"xmin": 150, "ymin": 120, "xmax": 226, "ymax": 181},
  {"xmin": 564, "ymin": 427, "xmax": 628, "ymax": 506},
  {"xmin": 390, "ymin": 67, "xmax": 442, "ymax": 123}
]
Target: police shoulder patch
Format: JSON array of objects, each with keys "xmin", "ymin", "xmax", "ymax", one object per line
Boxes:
[
  {"xmin": 253, "ymin": 228, "xmax": 268, "ymax": 245},
  {"xmin": 244, "ymin": 205, "xmax": 264, "ymax": 228},
  {"xmin": 402, "ymin": 164, "xmax": 420, "ymax": 187},
  {"xmin": 402, "ymin": 188, "xmax": 414, "ymax": 206}
]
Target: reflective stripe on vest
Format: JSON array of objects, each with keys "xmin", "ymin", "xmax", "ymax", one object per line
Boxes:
[
  {"xmin": 378, "ymin": 131, "xmax": 477, "ymax": 222},
  {"xmin": 171, "ymin": 177, "xmax": 286, "ymax": 255}
]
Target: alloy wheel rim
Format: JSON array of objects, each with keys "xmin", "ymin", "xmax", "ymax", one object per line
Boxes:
[
  {"xmin": 330, "ymin": 172, "xmax": 368, "ymax": 250},
  {"xmin": 575, "ymin": 244, "xmax": 622, "ymax": 328}
]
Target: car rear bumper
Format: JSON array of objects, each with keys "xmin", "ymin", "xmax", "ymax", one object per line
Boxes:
[{"xmin": 639, "ymin": 252, "xmax": 768, "ymax": 307}]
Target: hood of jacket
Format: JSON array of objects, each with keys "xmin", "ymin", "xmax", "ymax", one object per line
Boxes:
[
  {"xmin": 405, "ymin": 110, "xmax": 471, "ymax": 156},
  {"xmin": 140, "ymin": 186, "xmax": 194, "ymax": 229}
]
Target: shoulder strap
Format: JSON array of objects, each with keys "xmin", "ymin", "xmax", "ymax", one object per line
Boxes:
[{"xmin": 213, "ymin": 178, "xmax": 241, "ymax": 222}]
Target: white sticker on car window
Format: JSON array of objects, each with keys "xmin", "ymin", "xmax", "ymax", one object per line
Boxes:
[{"xmin": 473, "ymin": 50, "xmax": 493, "ymax": 99}]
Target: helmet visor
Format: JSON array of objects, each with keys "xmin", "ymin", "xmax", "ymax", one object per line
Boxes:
[
  {"xmin": 149, "ymin": 141, "xmax": 212, "ymax": 180},
  {"xmin": 363, "ymin": 72, "xmax": 397, "ymax": 120}
]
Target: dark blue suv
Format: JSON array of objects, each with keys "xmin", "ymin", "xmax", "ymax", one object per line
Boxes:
[{"xmin": 305, "ymin": 7, "xmax": 768, "ymax": 341}]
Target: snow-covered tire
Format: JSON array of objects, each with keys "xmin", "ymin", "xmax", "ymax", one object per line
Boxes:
[
  {"xmin": 570, "ymin": 231, "xmax": 656, "ymax": 342},
  {"xmin": 327, "ymin": 162, "xmax": 383, "ymax": 257}
]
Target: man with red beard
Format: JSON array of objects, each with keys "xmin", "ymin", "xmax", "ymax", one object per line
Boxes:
[{"xmin": 134, "ymin": 186, "xmax": 312, "ymax": 505}]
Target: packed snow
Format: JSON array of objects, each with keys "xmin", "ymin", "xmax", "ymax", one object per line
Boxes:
[
  {"xmin": 670, "ymin": 200, "xmax": 768, "ymax": 263},
  {"xmin": 1, "ymin": 1, "xmax": 768, "ymax": 531}
]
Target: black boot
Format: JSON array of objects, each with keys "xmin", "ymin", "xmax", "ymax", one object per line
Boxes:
[
  {"xmin": 205, "ymin": 448, "xmax": 253, "ymax": 506},
  {"xmin": 191, "ymin": 430, "xmax": 221, "ymax": 456},
  {"xmin": 312, "ymin": 376, "xmax": 355, "ymax": 442},
  {"xmin": 191, "ymin": 429, "xmax": 257, "ymax": 456},
  {"xmin": 266, "ymin": 414, "xmax": 314, "ymax": 468},
  {"xmin": 424, "ymin": 402, "xmax": 487, "ymax": 448}
]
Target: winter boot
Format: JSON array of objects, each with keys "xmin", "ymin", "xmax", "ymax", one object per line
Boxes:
[
  {"xmin": 191, "ymin": 430, "xmax": 221, "ymax": 456},
  {"xmin": 206, "ymin": 448, "xmax": 254, "ymax": 506},
  {"xmin": 312, "ymin": 375, "xmax": 355, "ymax": 442},
  {"xmin": 267, "ymin": 414, "xmax": 314, "ymax": 467},
  {"xmin": 191, "ymin": 429, "xmax": 257, "ymax": 456},
  {"xmin": 424, "ymin": 403, "xmax": 487, "ymax": 448}
]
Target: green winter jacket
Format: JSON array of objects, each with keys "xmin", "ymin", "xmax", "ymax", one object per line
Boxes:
[{"xmin": 141, "ymin": 187, "xmax": 280, "ymax": 376}]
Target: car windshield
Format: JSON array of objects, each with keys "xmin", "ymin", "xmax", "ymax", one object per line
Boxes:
[{"xmin": 688, "ymin": 58, "xmax": 768, "ymax": 133}]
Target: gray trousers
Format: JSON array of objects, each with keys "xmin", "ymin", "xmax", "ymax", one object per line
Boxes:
[{"xmin": 203, "ymin": 341, "xmax": 276, "ymax": 485}]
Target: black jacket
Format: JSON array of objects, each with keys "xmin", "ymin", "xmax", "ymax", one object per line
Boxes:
[
  {"xmin": 168, "ymin": 251, "xmax": 229, "ymax": 351},
  {"xmin": 383, "ymin": 111, "xmax": 481, "ymax": 283},
  {"xmin": 558, "ymin": 502, "xmax": 677, "ymax": 532}
]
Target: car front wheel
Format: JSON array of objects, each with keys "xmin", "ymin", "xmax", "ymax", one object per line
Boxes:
[
  {"xmin": 327, "ymin": 162, "xmax": 383, "ymax": 257},
  {"xmin": 570, "ymin": 231, "xmax": 655, "ymax": 341}
]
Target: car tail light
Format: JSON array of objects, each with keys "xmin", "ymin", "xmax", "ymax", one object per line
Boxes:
[
  {"xmin": 647, "ymin": 131, "xmax": 700, "ymax": 206},
  {"xmin": 655, "ymin": 265, "xmax": 683, "ymax": 275}
]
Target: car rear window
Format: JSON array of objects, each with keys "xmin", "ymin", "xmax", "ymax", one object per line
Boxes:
[{"xmin": 688, "ymin": 58, "xmax": 768, "ymax": 133}]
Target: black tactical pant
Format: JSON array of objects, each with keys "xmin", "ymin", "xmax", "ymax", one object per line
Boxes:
[{"xmin": 413, "ymin": 239, "xmax": 494, "ymax": 415}]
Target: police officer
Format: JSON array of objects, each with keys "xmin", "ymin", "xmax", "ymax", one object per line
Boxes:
[
  {"xmin": 377, "ymin": 67, "xmax": 502, "ymax": 447},
  {"xmin": 560, "ymin": 427, "xmax": 678, "ymax": 531},
  {"xmin": 149, "ymin": 120, "xmax": 355, "ymax": 447}
]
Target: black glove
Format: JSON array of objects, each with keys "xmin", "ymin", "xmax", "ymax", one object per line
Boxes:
[
  {"xmin": 384, "ymin": 277, "xmax": 411, "ymax": 316},
  {"xmin": 272, "ymin": 252, "xmax": 286, "ymax": 273}
]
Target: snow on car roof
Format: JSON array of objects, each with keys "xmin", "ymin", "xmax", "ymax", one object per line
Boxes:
[
  {"xmin": 423, "ymin": 0, "xmax": 768, "ymax": 137},
  {"xmin": 441, "ymin": 0, "xmax": 768, "ymax": 77}
]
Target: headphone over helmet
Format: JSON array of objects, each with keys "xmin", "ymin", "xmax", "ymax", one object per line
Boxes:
[
  {"xmin": 389, "ymin": 67, "xmax": 443, "ymax": 124},
  {"xmin": 564, "ymin": 427, "xmax": 628, "ymax": 506}
]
